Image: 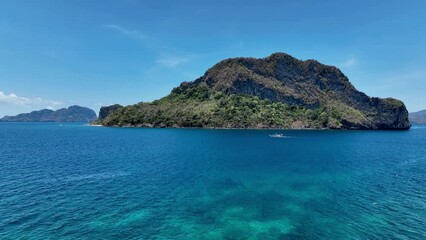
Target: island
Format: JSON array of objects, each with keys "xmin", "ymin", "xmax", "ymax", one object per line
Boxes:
[
  {"xmin": 94, "ymin": 53, "xmax": 410, "ymax": 130},
  {"xmin": 1, "ymin": 105, "xmax": 97, "ymax": 122},
  {"xmin": 409, "ymin": 110, "xmax": 426, "ymax": 125}
]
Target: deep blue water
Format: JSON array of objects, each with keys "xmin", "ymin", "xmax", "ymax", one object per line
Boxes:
[{"xmin": 1, "ymin": 123, "xmax": 425, "ymax": 239}]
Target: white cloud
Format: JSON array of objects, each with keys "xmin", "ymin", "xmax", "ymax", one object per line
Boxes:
[
  {"xmin": 0, "ymin": 91, "xmax": 31, "ymax": 105},
  {"xmin": 341, "ymin": 57, "xmax": 357, "ymax": 68},
  {"xmin": 156, "ymin": 56, "xmax": 189, "ymax": 67},
  {"xmin": 103, "ymin": 24, "xmax": 146, "ymax": 40},
  {"xmin": 0, "ymin": 91, "xmax": 62, "ymax": 107}
]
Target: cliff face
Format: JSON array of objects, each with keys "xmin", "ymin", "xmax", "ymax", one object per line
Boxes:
[
  {"xmin": 1, "ymin": 106, "xmax": 97, "ymax": 122},
  {"xmin": 98, "ymin": 104, "xmax": 123, "ymax": 120},
  {"xmin": 98, "ymin": 53, "xmax": 410, "ymax": 130}
]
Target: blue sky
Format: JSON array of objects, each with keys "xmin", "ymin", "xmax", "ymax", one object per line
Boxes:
[{"xmin": 0, "ymin": 0, "xmax": 425, "ymax": 117}]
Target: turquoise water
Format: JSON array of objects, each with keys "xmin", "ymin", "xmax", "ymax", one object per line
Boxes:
[{"xmin": 1, "ymin": 123, "xmax": 425, "ymax": 239}]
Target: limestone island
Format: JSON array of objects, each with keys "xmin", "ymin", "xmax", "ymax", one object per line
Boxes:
[
  {"xmin": 1, "ymin": 105, "xmax": 97, "ymax": 122},
  {"xmin": 93, "ymin": 53, "xmax": 410, "ymax": 130}
]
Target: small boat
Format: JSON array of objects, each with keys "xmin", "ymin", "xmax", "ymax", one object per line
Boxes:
[{"xmin": 269, "ymin": 133, "xmax": 285, "ymax": 138}]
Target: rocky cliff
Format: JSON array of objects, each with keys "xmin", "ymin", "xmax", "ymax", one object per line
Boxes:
[
  {"xmin": 97, "ymin": 53, "xmax": 410, "ymax": 130},
  {"xmin": 98, "ymin": 104, "xmax": 123, "ymax": 120},
  {"xmin": 1, "ymin": 105, "xmax": 97, "ymax": 122}
]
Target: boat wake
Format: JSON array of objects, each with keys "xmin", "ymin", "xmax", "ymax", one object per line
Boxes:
[{"xmin": 269, "ymin": 133, "xmax": 286, "ymax": 138}]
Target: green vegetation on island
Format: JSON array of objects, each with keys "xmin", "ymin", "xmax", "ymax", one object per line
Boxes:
[{"xmin": 98, "ymin": 86, "xmax": 344, "ymax": 129}]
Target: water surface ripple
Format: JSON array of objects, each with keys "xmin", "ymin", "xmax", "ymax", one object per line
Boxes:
[{"xmin": 1, "ymin": 123, "xmax": 425, "ymax": 239}]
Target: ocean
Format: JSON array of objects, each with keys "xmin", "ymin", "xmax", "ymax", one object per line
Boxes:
[{"xmin": 1, "ymin": 123, "xmax": 425, "ymax": 239}]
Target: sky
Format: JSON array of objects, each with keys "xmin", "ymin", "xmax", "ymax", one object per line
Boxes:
[{"xmin": 0, "ymin": 0, "xmax": 425, "ymax": 117}]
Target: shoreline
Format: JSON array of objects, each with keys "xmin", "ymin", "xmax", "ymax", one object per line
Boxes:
[{"xmin": 88, "ymin": 123, "xmax": 411, "ymax": 131}]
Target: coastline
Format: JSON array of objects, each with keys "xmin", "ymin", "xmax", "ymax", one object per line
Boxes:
[{"xmin": 89, "ymin": 123, "xmax": 411, "ymax": 131}]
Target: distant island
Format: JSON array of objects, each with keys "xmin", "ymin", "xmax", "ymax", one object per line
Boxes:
[
  {"xmin": 94, "ymin": 53, "xmax": 410, "ymax": 130},
  {"xmin": 409, "ymin": 110, "xmax": 426, "ymax": 125},
  {"xmin": 1, "ymin": 105, "xmax": 97, "ymax": 122}
]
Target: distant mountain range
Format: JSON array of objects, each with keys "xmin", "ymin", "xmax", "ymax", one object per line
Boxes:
[
  {"xmin": 95, "ymin": 52, "xmax": 410, "ymax": 130},
  {"xmin": 409, "ymin": 110, "xmax": 426, "ymax": 125},
  {"xmin": 0, "ymin": 106, "xmax": 97, "ymax": 122}
]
